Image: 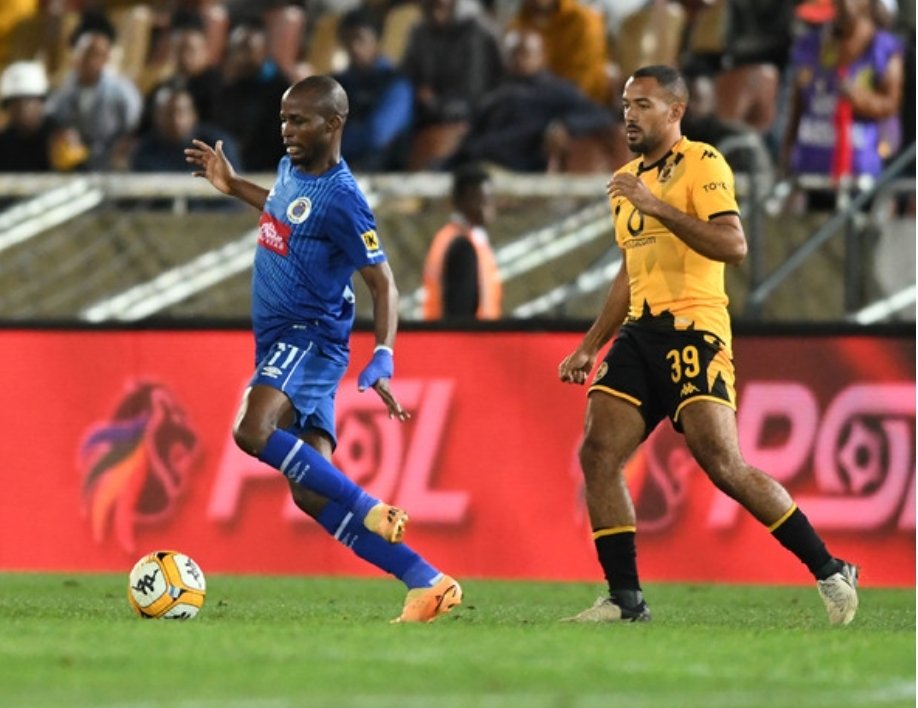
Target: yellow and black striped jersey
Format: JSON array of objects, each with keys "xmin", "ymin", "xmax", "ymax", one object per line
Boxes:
[{"xmin": 610, "ymin": 136, "xmax": 739, "ymax": 349}]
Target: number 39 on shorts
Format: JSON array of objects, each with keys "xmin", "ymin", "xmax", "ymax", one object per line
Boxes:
[{"xmin": 665, "ymin": 345, "xmax": 700, "ymax": 382}]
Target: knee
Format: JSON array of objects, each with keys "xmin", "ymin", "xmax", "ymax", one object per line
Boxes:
[
  {"xmin": 578, "ymin": 435, "xmax": 603, "ymax": 469},
  {"xmin": 693, "ymin": 446, "xmax": 742, "ymax": 493},
  {"xmin": 578, "ymin": 434, "xmax": 621, "ymax": 483},
  {"xmin": 232, "ymin": 414, "xmax": 274, "ymax": 457}
]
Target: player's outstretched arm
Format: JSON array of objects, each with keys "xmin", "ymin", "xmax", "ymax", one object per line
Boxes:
[
  {"xmin": 357, "ymin": 262, "xmax": 410, "ymax": 422},
  {"xmin": 184, "ymin": 139, "xmax": 269, "ymax": 211}
]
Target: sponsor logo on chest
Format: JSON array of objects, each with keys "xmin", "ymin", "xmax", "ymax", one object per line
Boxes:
[{"xmin": 258, "ymin": 212, "xmax": 293, "ymax": 256}]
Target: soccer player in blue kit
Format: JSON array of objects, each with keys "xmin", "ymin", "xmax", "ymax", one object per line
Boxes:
[{"xmin": 185, "ymin": 75, "xmax": 461, "ymax": 623}]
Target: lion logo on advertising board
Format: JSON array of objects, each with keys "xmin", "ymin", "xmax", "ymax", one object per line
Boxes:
[{"xmin": 78, "ymin": 382, "xmax": 198, "ymax": 553}]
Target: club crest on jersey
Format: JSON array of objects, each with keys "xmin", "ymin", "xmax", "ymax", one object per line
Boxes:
[
  {"xmin": 361, "ymin": 229, "xmax": 380, "ymax": 251},
  {"xmin": 258, "ymin": 212, "xmax": 292, "ymax": 256},
  {"xmin": 286, "ymin": 197, "xmax": 312, "ymax": 224},
  {"xmin": 659, "ymin": 162, "xmax": 675, "ymax": 183}
]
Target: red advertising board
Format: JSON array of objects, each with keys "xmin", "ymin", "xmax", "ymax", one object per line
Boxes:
[{"xmin": 0, "ymin": 329, "xmax": 913, "ymax": 587}]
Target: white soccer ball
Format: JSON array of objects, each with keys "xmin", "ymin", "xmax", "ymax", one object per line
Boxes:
[{"xmin": 127, "ymin": 550, "xmax": 207, "ymax": 619}]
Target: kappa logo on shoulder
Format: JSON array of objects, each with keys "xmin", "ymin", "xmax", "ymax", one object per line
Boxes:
[{"xmin": 361, "ymin": 229, "xmax": 380, "ymax": 251}]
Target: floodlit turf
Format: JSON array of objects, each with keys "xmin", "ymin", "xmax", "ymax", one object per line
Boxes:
[{"xmin": 0, "ymin": 573, "xmax": 913, "ymax": 708}]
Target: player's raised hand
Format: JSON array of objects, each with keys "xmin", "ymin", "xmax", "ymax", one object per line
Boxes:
[
  {"xmin": 607, "ymin": 172, "xmax": 656, "ymax": 214},
  {"xmin": 357, "ymin": 348, "xmax": 410, "ymax": 421},
  {"xmin": 371, "ymin": 377, "xmax": 410, "ymax": 421},
  {"xmin": 185, "ymin": 139, "xmax": 236, "ymax": 195},
  {"xmin": 558, "ymin": 348, "xmax": 595, "ymax": 386}
]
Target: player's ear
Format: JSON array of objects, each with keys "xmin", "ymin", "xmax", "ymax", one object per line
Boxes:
[
  {"xmin": 670, "ymin": 101, "xmax": 686, "ymax": 124},
  {"xmin": 327, "ymin": 113, "xmax": 344, "ymax": 132}
]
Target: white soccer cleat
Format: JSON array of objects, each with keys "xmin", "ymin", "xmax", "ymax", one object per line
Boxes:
[
  {"xmin": 561, "ymin": 596, "xmax": 651, "ymax": 623},
  {"xmin": 817, "ymin": 561, "xmax": 859, "ymax": 626}
]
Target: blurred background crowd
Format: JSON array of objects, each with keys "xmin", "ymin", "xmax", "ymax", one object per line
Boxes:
[
  {"xmin": 0, "ymin": 0, "xmax": 912, "ymax": 182},
  {"xmin": 0, "ymin": 0, "xmax": 912, "ymax": 324}
]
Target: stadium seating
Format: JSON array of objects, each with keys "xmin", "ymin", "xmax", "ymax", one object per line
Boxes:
[{"xmin": 380, "ymin": 2, "xmax": 422, "ymax": 65}]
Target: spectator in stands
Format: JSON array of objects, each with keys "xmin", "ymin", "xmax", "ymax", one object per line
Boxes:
[
  {"xmin": 212, "ymin": 17, "xmax": 290, "ymax": 171},
  {"xmin": 782, "ymin": 0, "xmax": 904, "ymax": 182},
  {"xmin": 681, "ymin": 71, "xmax": 770, "ymax": 174},
  {"xmin": 0, "ymin": 60, "xmax": 67, "ymax": 172},
  {"xmin": 507, "ymin": 0, "xmax": 612, "ymax": 105},
  {"xmin": 400, "ymin": 0, "xmax": 503, "ymax": 168},
  {"xmin": 223, "ymin": 0, "xmax": 308, "ymax": 80},
  {"xmin": 722, "ymin": 0, "xmax": 797, "ymax": 72},
  {"xmin": 132, "ymin": 84, "xmax": 240, "ymax": 173},
  {"xmin": 45, "ymin": 11, "xmax": 143, "ymax": 171},
  {"xmin": 898, "ymin": 26, "xmax": 914, "ymax": 194},
  {"xmin": 144, "ymin": 10, "xmax": 222, "ymax": 130},
  {"xmin": 706, "ymin": 0, "xmax": 795, "ymax": 138},
  {"xmin": 422, "ymin": 162, "xmax": 501, "ymax": 320},
  {"xmin": 333, "ymin": 7, "xmax": 413, "ymax": 172},
  {"xmin": 448, "ymin": 29, "xmax": 616, "ymax": 173}
]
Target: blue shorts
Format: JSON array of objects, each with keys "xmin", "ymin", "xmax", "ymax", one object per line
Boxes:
[{"xmin": 249, "ymin": 338, "xmax": 347, "ymax": 445}]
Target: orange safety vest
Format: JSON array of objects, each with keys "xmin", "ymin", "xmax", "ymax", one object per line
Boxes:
[{"xmin": 422, "ymin": 219, "xmax": 502, "ymax": 320}]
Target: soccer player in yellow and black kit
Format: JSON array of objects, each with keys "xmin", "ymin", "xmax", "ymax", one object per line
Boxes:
[{"xmin": 558, "ymin": 65, "xmax": 858, "ymax": 625}]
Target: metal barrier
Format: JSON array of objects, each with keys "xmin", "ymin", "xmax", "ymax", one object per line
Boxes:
[
  {"xmin": 0, "ymin": 157, "xmax": 913, "ymax": 323},
  {"xmin": 745, "ymin": 144, "xmax": 917, "ymax": 319}
]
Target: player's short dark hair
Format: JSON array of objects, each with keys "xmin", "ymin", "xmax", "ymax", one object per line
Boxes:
[
  {"xmin": 452, "ymin": 162, "xmax": 491, "ymax": 203},
  {"xmin": 632, "ymin": 65, "xmax": 689, "ymax": 103},
  {"xmin": 290, "ymin": 75, "xmax": 349, "ymax": 119},
  {"xmin": 338, "ymin": 7, "xmax": 382, "ymax": 38}
]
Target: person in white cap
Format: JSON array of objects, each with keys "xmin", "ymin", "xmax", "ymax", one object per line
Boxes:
[{"xmin": 0, "ymin": 60, "xmax": 63, "ymax": 172}]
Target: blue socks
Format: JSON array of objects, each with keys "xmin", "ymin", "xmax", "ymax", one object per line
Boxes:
[
  {"xmin": 317, "ymin": 501, "xmax": 441, "ymax": 590},
  {"xmin": 259, "ymin": 429, "xmax": 378, "ymax": 521},
  {"xmin": 260, "ymin": 429, "xmax": 441, "ymax": 589}
]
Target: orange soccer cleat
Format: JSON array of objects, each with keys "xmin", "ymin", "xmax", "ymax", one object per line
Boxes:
[{"xmin": 392, "ymin": 574, "xmax": 463, "ymax": 623}]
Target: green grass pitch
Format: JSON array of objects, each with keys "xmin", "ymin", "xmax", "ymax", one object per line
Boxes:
[{"xmin": 0, "ymin": 573, "xmax": 913, "ymax": 707}]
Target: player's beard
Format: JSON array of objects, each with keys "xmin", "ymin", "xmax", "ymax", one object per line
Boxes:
[{"xmin": 626, "ymin": 127, "xmax": 656, "ymax": 155}]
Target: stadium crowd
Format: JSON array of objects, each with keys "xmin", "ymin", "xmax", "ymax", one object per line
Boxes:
[{"xmin": 0, "ymin": 0, "xmax": 911, "ymax": 181}]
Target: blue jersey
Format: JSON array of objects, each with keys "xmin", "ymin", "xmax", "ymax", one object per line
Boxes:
[{"xmin": 252, "ymin": 156, "xmax": 386, "ymax": 359}]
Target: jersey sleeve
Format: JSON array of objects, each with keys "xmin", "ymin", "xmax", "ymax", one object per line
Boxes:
[
  {"xmin": 688, "ymin": 147, "xmax": 740, "ymax": 221},
  {"xmin": 325, "ymin": 185, "xmax": 388, "ymax": 268}
]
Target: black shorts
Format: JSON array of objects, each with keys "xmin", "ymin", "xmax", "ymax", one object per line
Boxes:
[{"xmin": 589, "ymin": 323, "xmax": 736, "ymax": 435}]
